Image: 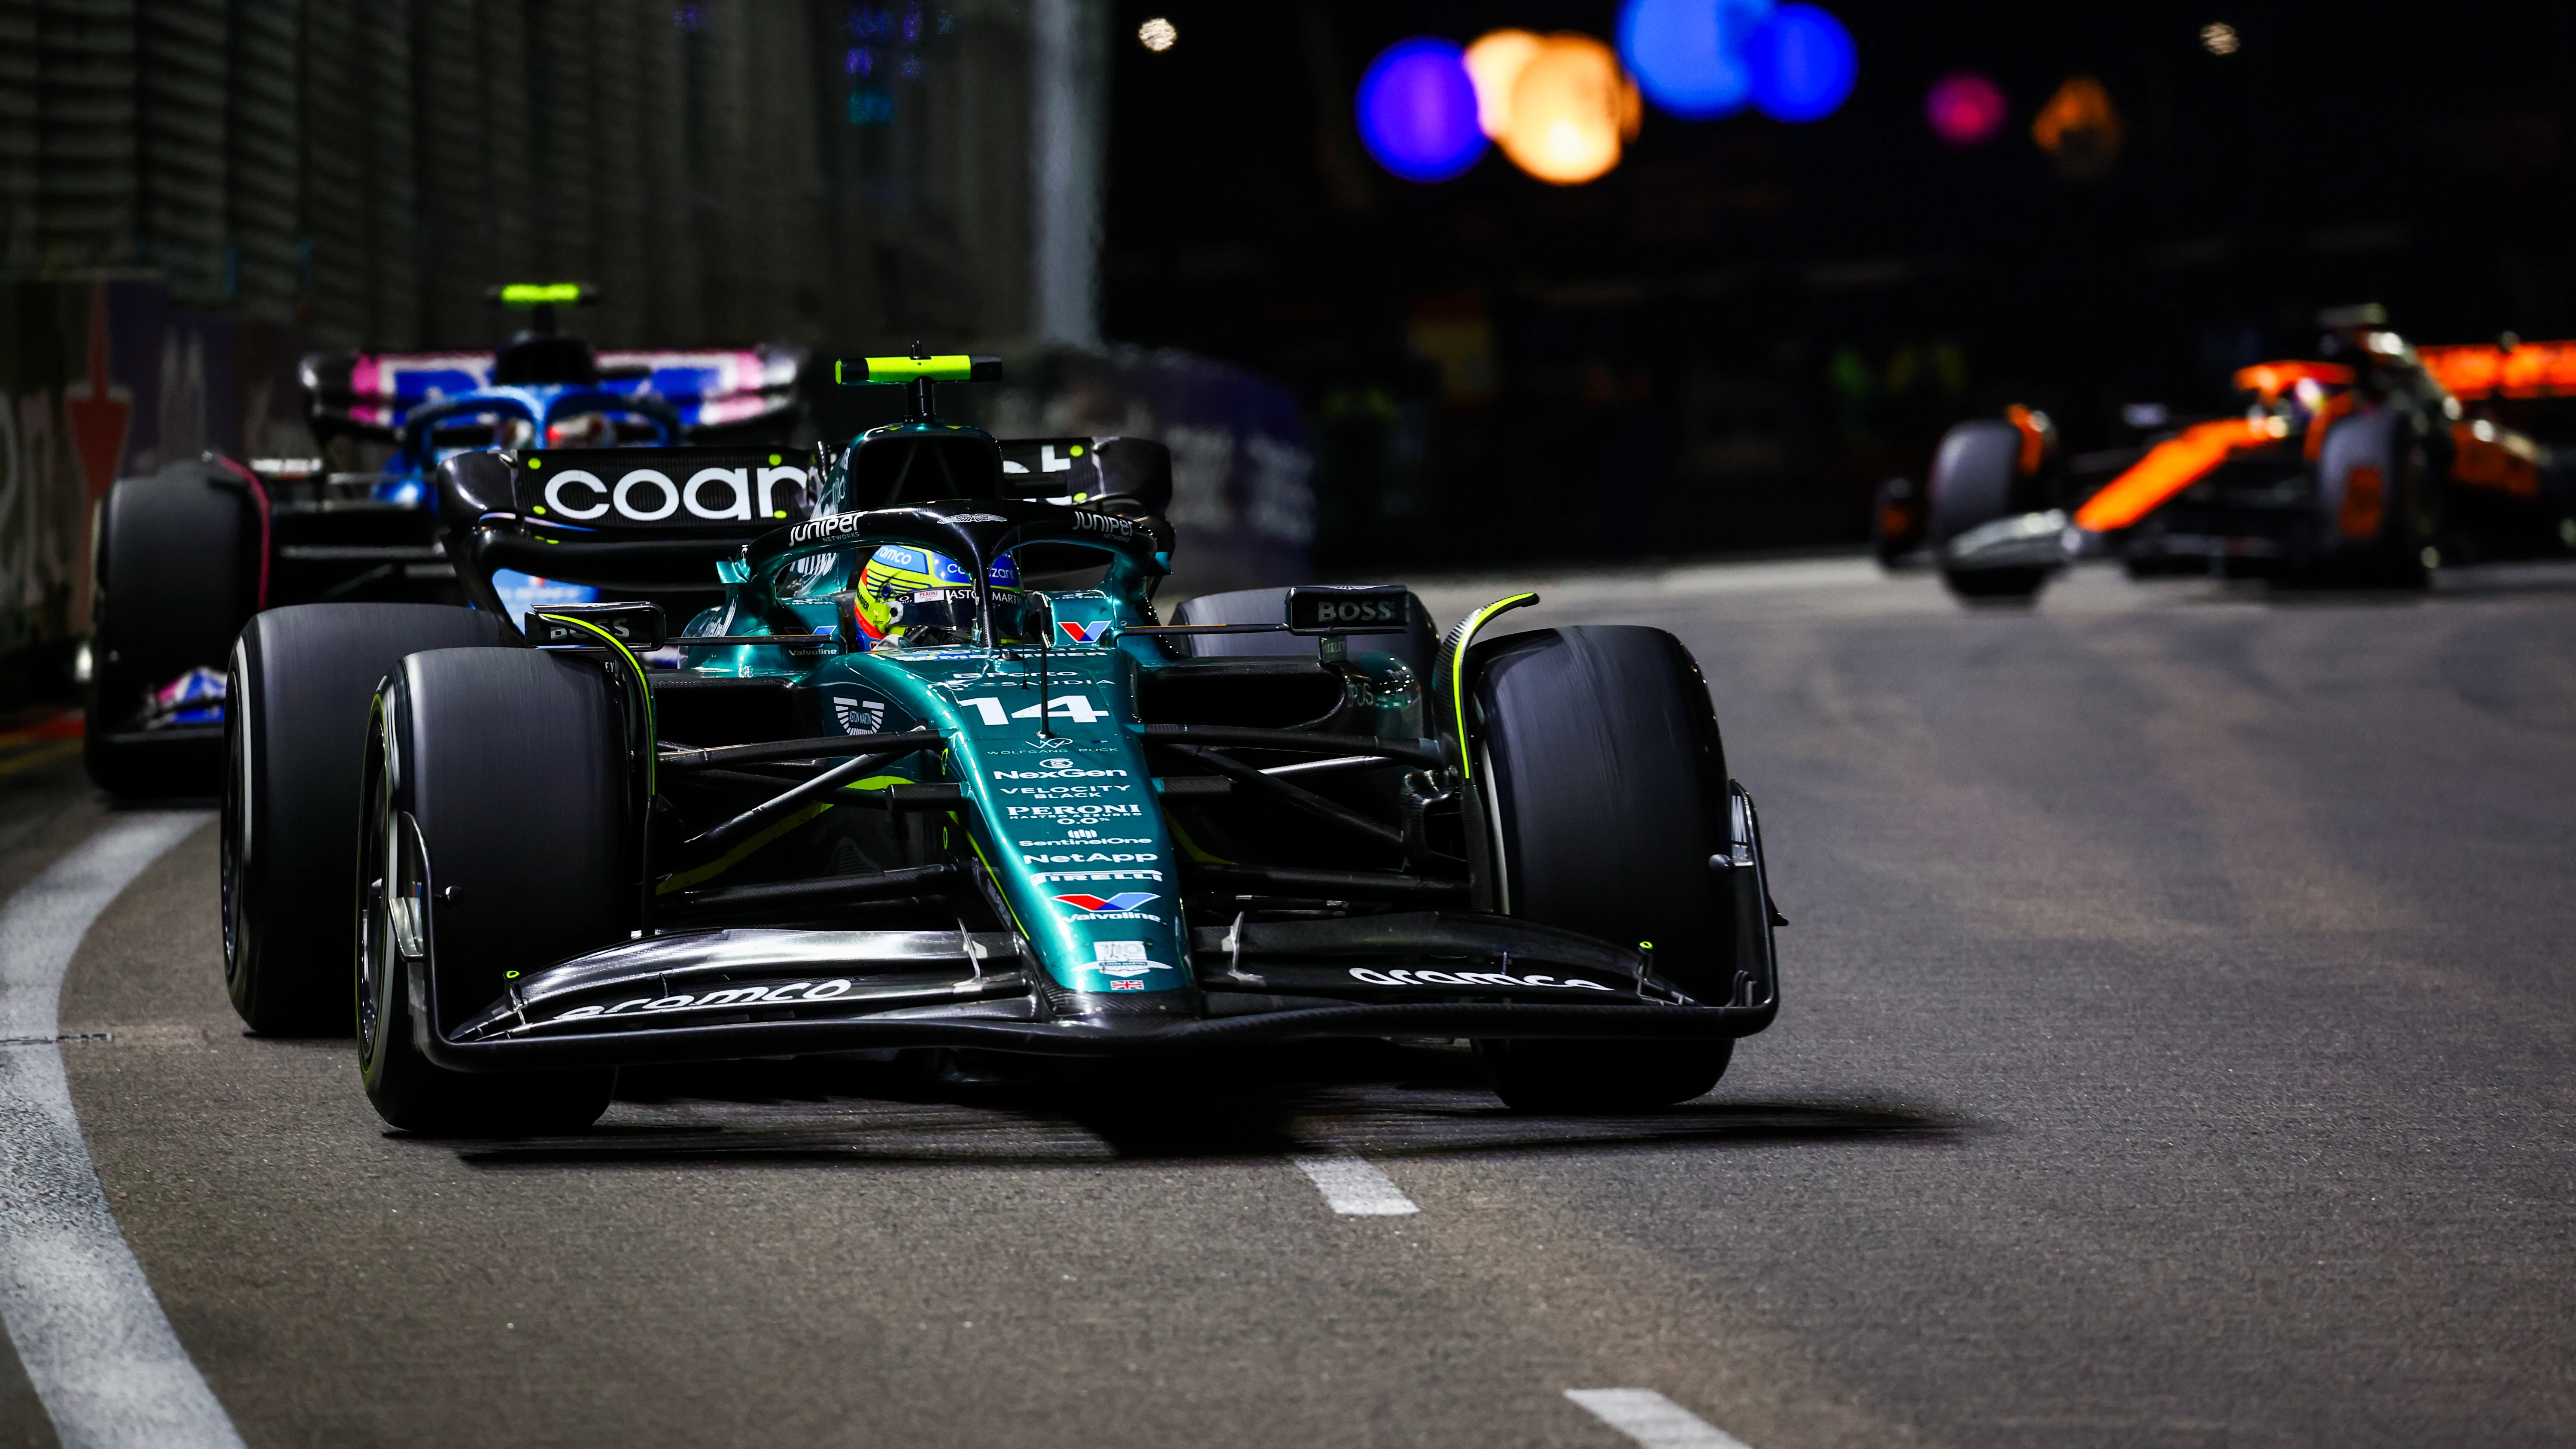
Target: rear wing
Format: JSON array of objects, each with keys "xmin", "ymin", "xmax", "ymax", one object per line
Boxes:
[
  {"xmin": 2418, "ymin": 341, "xmax": 2576, "ymax": 401},
  {"xmin": 301, "ymin": 344, "xmax": 807, "ymax": 437}
]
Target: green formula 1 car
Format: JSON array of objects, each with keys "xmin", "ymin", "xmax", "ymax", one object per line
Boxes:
[{"xmin": 220, "ymin": 354, "xmax": 1782, "ymax": 1132}]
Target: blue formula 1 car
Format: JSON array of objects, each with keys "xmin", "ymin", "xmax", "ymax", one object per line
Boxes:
[
  {"xmin": 219, "ymin": 354, "xmax": 1783, "ymax": 1124},
  {"xmin": 84, "ymin": 283, "xmax": 805, "ymax": 796}
]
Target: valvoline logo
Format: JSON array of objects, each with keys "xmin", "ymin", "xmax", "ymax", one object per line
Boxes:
[
  {"xmin": 1057, "ymin": 619, "xmax": 1111, "ymax": 644},
  {"xmin": 1053, "ymin": 892, "xmax": 1157, "ymax": 913}
]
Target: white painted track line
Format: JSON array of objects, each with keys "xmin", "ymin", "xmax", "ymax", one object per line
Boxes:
[
  {"xmin": 0, "ymin": 812, "xmax": 243, "ymax": 1449},
  {"xmin": 1290, "ymin": 1149, "xmax": 1419, "ymax": 1215},
  {"xmin": 1566, "ymin": 1388, "xmax": 1757, "ymax": 1449}
]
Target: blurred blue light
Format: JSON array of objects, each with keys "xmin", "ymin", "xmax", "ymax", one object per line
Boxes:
[
  {"xmin": 1616, "ymin": 0, "xmax": 1774, "ymax": 120},
  {"xmin": 1356, "ymin": 38, "xmax": 1486, "ymax": 183},
  {"xmin": 1747, "ymin": 4, "xmax": 1856, "ymax": 122}
]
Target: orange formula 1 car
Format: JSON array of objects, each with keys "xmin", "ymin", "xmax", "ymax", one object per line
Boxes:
[{"xmin": 1886, "ymin": 308, "xmax": 2576, "ymax": 600}]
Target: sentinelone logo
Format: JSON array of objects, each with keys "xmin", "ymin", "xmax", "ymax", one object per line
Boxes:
[{"xmin": 535, "ymin": 463, "xmax": 810, "ymax": 522}]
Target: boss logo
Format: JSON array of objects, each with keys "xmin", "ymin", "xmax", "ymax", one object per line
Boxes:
[
  {"xmin": 1312, "ymin": 599, "xmax": 1399, "ymax": 623},
  {"xmin": 537, "ymin": 464, "xmax": 810, "ymax": 524},
  {"xmin": 1286, "ymin": 586, "xmax": 1411, "ymax": 635}
]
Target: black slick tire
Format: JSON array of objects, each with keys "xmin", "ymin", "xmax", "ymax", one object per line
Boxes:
[
  {"xmin": 1467, "ymin": 624, "xmax": 1737, "ymax": 1112},
  {"xmin": 1943, "ymin": 566, "xmax": 2050, "ymax": 599},
  {"xmin": 223, "ymin": 603, "xmax": 505, "ymax": 1034},
  {"xmin": 85, "ymin": 463, "xmax": 261, "ymax": 796},
  {"xmin": 357, "ymin": 647, "xmax": 626, "ymax": 1135},
  {"xmin": 1928, "ymin": 420, "xmax": 2049, "ymax": 602}
]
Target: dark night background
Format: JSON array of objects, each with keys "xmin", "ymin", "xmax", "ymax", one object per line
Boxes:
[{"xmin": 1101, "ymin": 1, "xmax": 2576, "ymax": 571}]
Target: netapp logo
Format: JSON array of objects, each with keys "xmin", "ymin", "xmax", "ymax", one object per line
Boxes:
[
  {"xmin": 1345, "ymin": 967, "xmax": 1616, "ymax": 992},
  {"xmin": 541, "ymin": 464, "xmax": 809, "ymax": 523},
  {"xmin": 550, "ymin": 978, "xmax": 856, "ymax": 1021}
]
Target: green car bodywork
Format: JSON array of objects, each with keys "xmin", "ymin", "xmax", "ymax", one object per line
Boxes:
[{"xmin": 658, "ymin": 501, "xmax": 1425, "ymax": 1013}]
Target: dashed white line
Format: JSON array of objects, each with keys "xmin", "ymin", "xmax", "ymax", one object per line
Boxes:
[
  {"xmin": 1566, "ymin": 1388, "xmax": 1757, "ymax": 1449},
  {"xmin": 0, "ymin": 812, "xmax": 243, "ymax": 1449},
  {"xmin": 1289, "ymin": 1149, "xmax": 1419, "ymax": 1215}
]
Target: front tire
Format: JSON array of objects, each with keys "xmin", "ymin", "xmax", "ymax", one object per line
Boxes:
[
  {"xmin": 224, "ymin": 603, "xmax": 504, "ymax": 1034},
  {"xmin": 357, "ymin": 647, "xmax": 628, "ymax": 1135},
  {"xmin": 1944, "ymin": 565, "xmax": 2050, "ymax": 599},
  {"xmin": 1928, "ymin": 420, "xmax": 2051, "ymax": 602},
  {"xmin": 1467, "ymin": 625, "xmax": 1739, "ymax": 1112}
]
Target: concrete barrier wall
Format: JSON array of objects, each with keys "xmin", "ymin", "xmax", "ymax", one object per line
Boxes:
[{"xmin": 0, "ymin": 278, "xmax": 307, "ymax": 694}]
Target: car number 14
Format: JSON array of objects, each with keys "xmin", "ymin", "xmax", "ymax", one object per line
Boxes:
[{"xmin": 955, "ymin": 695, "xmax": 1106, "ymax": 726}]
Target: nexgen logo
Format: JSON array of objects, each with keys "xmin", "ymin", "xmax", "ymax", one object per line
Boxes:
[{"xmin": 541, "ymin": 464, "xmax": 809, "ymax": 523}]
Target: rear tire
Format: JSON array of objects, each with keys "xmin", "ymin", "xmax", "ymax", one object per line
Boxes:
[
  {"xmin": 357, "ymin": 647, "xmax": 626, "ymax": 1134},
  {"xmin": 224, "ymin": 604, "xmax": 505, "ymax": 1034},
  {"xmin": 1467, "ymin": 625, "xmax": 1738, "ymax": 1112},
  {"xmin": 85, "ymin": 463, "xmax": 261, "ymax": 796}
]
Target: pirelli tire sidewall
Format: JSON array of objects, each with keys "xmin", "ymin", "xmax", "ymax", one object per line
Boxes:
[
  {"xmin": 1926, "ymin": 420, "xmax": 2050, "ymax": 601},
  {"xmin": 387, "ymin": 647, "xmax": 634, "ymax": 1031},
  {"xmin": 1471, "ymin": 624, "xmax": 1733, "ymax": 991},
  {"xmin": 1466, "ymin": 624, "xmax": 1741, "ymax": 1110},
  {"xmin": 225, "ymin": 603, "xmax": 504, "ymax": 1034},
  {"xmin": 2314, "ymin": 404, "xmax": 2436, "ymax": 586},
  {"xmin": 360, "ymin": 647, "xmax": 624, "ymax": 1133},
  {"xmin": 1926, "ymin": 419, "xmax": 2024, "ymax": 548}
]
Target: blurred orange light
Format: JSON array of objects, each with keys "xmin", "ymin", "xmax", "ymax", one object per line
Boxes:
[
  {"xmin": 1464, "ymin": 30, "xmax": 1541, "ymax": 140},
  {"xmin": 1498, "ymin": 34, "xmax": 1640, "ymax": 185},
  {"xmin": 2032, "ymin": 75, "xmax": 2122, "ymax": 179}
]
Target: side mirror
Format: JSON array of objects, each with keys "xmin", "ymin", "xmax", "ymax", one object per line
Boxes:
[{"xmin": 1285, "ymin": 585, "xmax": 1410, "ymax": 636}]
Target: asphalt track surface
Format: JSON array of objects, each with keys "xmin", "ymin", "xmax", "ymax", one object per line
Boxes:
[{"xmin": 2, "ymin": 556, "xmax": 2573, "ymax": 1448}]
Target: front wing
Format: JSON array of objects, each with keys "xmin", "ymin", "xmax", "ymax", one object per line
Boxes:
[{"xmin": 421, "ymin": 908, "xmax": 1780, "ymax": 1073}]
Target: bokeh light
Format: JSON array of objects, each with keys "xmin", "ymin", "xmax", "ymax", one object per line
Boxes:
[
  {"xmin": 1464, "ymin": 30, "xmax": 1541, "ymax": 140},
  {"xmin": 1137, "ymin": 18, "xmax": 1176, "ymax": 52},
  {"xmin": 1745, "ymin": 4, "xmax": 1856, "ymax": 123},
  {"xmin": 2200, "ymin": 21, "xmax": 2239, "ymax": 55},
  {"xmin": 2032, "ymin": 74, "xmax": 2123, "ymax": 179},
  {"xmin": 1356, "ymin": 38, "xmax": 1487, "ymax": 183},
  {"xmin": 1498, "ymin": 34, "xmax": 1641, "ymax": 185},
  {"xmin": 1615, "ymin": 0, "xmax": 1774, "ymax": 120},
  {"xmin": 1924, "ymin": 71, "xmax": 2006, "ymax": 146}
]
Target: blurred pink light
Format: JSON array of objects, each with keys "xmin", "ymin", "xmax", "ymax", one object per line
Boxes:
[{"xmin": 1925, "ymin": 71, "xmax": 2006, "ymax": 146}]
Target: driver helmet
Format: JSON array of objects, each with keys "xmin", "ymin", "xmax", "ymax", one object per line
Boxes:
[{"xmin": 851, "ymin": 544, "xmax": 1022, "ymax": 647}]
